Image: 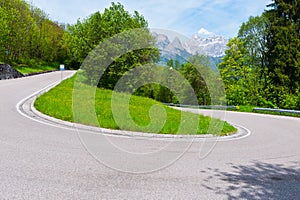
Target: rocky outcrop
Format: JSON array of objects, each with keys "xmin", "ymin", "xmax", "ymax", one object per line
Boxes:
[{"xmin": 0, "ymin": 64, "xmax": 24, "ymax": 80}]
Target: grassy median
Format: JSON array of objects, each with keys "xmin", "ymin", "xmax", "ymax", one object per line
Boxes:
[{"xmin": 34, "ymin": 75, "xmax": 237, "ymax": 136}]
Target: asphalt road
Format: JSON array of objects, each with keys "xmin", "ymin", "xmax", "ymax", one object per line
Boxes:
[{"xmin": 0, "ymin": 71, "xmax": 299, "ymax": 199}]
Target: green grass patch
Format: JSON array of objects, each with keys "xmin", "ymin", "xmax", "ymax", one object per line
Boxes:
[
  {"xmin": 34, "ymin": 75, "xmax": 237, "ymax": 136},
  {"xmin": 14, "ymin": 64, "xmax": 57, "ymax": 75},
  {"xmin": 236, "ymin": 105, "xmax": 254, "ymax": 112}
]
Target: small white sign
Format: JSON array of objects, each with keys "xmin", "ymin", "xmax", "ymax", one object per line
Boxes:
[{"xmin": 60, "ymin": 64, "xmax": 65, "ymax": 71}]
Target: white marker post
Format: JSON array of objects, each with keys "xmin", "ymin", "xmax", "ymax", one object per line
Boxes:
[{"xmin": 60, "ymin": 64, "xmax": 65, "ymax": 81}]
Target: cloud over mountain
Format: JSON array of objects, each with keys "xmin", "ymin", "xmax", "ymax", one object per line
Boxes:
[{"xmin": 197, "ymin": 28, "xmax": 214, "ymax": 36}]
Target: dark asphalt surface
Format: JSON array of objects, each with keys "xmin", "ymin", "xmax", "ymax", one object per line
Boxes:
[{"xmin": 0, "ymin": 71, "xmax": 299, "ymax": 199}]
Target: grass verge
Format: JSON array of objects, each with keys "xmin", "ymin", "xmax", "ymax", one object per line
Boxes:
[
  {"xmin": 236, "ymin": 105, "xmax": 255, "ymax": 112},
  {"xmin": 34, "ymin": 75, "xmax": 237, "ymax": 136},
  {"xmin": 253, "ymin": 109, "xmax": 300, "ymax": 118},
  {"xmin": 236, "ymin": 105, "xmax": 300, "ymax": 118},
  {"xmin": 14, "ymin": 65, "xmax": 57, "ymax": 75}
]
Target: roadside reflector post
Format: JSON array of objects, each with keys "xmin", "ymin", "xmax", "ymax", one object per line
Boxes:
[{"xmin": 60, "ymin": 64, "xmax": 65, "ymax": 81}]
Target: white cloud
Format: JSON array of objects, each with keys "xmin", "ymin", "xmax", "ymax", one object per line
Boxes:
[
  {"xmin": 29, "ymin": 0, "xmax": 269, "ymax": 38},
  {"xmin": 198, "ymin": 28, "xmax": 214, "ymax": 35}
]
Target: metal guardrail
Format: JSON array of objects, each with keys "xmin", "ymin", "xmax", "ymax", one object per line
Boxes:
[
  {"xmin": 166, "ymin": 104, "xmax": 300, "ymax": 115},
  {"xmin": 164, "ymin": 103, "xmax": 238, "ymax": 110},
  {"xmin": 253, "ymin": 107, "xmax": 300, "ymax": 115}
]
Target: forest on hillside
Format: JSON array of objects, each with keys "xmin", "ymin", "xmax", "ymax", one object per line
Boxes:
[
  {"xmin": 0, "ymin": 1, "xmax": 153, "ymax": 68},
  {"xmin": 219, "ymin": 0, "xmax": 300, "ymax": 109},
  {"xmin": 0, "ymin": 0, "xmax": 299, "ymax": 110},
  {"xmin": 0, "ymin": 0, "xmax": 67, "ymax": 68}
]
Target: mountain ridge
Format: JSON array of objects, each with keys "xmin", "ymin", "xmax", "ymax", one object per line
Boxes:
[{"xmin": 152, "ymin": 31, "xmax": 228, "ymax": 60}]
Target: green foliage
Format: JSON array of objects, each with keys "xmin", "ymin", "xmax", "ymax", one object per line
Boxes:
[
  {"xmin": 238, "ymin": 15, "xmax": 269, "ymax": 88},
  {"xmin": 132, "ymin": 55, "xmax": 221, "ymax": 106},
  {"xmin": 0, "ymin": 1, "xmax": 156, "ymax": 76},
  {"xmin": 166, "ymin": 59, "xmax": 181, "ymax": 69},
  {"xmin": 220, "ymin": 2, "xmax": 300, "ymax": 110},
  {"xmin": 265, "ymin": 0, "xmax": 300, "ymax": 106},
  {"xmin": 131, "ymin": 65, "xmax": 182, "ymax": 104},
  {"xmin": 236, "ymin": 105, "xmax": 254, "ymax": 112},
  {"xmin": 62, "ymin": 2, "xmax": 158, "ymax": 71},
  {"xmin": 63, "ymin": 2, "xmax": 160, "ymax": 96},
  {"xmin": 219, "ymin": 37, "xmax": 255, "ymax": 105},
  {"xmin": 0, "ymin": 0, "xmax": 66, "ymax": 69},
  {"xmin": 180, "ymin": 55, "xmax": 213, "ymax": 105},
  {"xmin": 98, "ymin": 47, "xmax": 160, "ymax": 90}
]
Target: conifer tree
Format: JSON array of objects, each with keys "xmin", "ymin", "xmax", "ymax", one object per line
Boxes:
[{"xmin": 266, "ymin": 0, "xmax": 300, "ymax": 94}]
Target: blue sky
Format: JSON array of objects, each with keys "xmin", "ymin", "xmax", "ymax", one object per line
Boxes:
[{"xmin": 30, "ymin": 0, "xmax": 271, "ymax": 38}]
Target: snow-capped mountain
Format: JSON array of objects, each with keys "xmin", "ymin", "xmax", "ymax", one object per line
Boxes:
[
  {"xmin": 152, "ymin": 30, "xmax": 228, "ymax": 59},
  {"xmin": 184, "ymin": 34, "xmax": 228, "ymax": 57},
  {"xmin": 153, "ymin": 32, "xmax": 170, "ymax": 49},
  {"xmin": 152, "ymin": 32, "xmax": 191, "ymax": 64}
]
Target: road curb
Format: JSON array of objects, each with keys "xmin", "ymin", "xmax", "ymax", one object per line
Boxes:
[{"xmin": 17, "ymin": 75, "xmax": 251, "ymax": 141}]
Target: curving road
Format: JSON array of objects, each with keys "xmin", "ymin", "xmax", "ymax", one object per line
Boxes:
[{"xmin": 0, "ymin": 71, "xmax": 299, "ymax": 199}]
